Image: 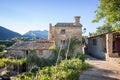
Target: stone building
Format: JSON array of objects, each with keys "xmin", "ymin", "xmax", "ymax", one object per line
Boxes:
[
  {"xmin": 7, "ymin": 39, "xmax": 54, "ymax": 59},
  {"xmin": 87, "ymin": 34, "xmax": 106, "ymax": 59},
  {"xmin": 48, "ymin": 16, "xmax": 82, "ymax": 53},
  {"xmin": 7, "ymin": 16, "xmax": 83, "ymax": 60},
  {"xmin": 87, "ymin": 32, "xmax": 120, "ymax": 60}
]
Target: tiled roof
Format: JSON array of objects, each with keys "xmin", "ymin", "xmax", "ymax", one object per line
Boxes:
[
  {"xmin": 7, "ymin": 39, "xmax": 54, "ymax": 50},
  {"xmin": 55, "ymin": 23, "xmax": 82, "ymax": 27},
  {"xmin": 55, "ymin": 23, "xmax": 74, "ymax": 27}
]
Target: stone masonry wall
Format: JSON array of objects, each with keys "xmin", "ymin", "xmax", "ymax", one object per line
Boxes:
[{"xmin": 54, "ymin": 26, "xmax": 82, "ymax": 47}]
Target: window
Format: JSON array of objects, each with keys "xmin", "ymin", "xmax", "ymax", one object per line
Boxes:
[
  {"xmin": 52, "ymin": 35, "xmax": 54, "ymax": 39},
  {"xmin": 61, "ymin": 40, "xmax": 65, "ymax": 44},
  {"xmin": 93, "ymin": 39, "xmax": 97, "ymax": 46},
  {"xmin": 26, "ymin": 50, "xmax": 29, "ymax": 55},
  {"xmin": 113, "ymin": 41, "xmax": 116, "ymax": 50},
  {"xmin": 61, "ymin": 29, "xmax": 65, "ymax": 34},
  {"xmin": 60, "ymin": 40, "xmax": 66, "ymax": 48}
]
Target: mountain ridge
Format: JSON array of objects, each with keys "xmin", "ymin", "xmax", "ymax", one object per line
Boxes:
[
  {"xmin": 0, "ymin": 26, "xmax": 21, "ymax": 40},
  {"xmin": 22, "ymin": 30, "xmax": 48, "ymax": 38},
  {"xmin": 0, "ymin": 26, "xmax": 48, "ymax": 40}
]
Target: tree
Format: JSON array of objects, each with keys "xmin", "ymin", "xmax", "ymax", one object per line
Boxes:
[
  {"xmin": 92, "ymin": 0, "xmax": 120, "ymax": 31},
  {"xmin": 0, "ymin": 45, "xmax": 6, "ymax": 52},
  {"xmin": 92, "ymin": 23, "xmax": 112, "ymax": 36},
  {"xmin": 96, "ymin": 24, "xmax": 112, "ymax": 34}
]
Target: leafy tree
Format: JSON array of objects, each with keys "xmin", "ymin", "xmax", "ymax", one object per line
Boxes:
[
  {"xmin": 0, "ymin": 45, "xmax": 6, "ymax": 52},
  {"xmin": 91, "ymin": 23, "xmax": 113, "ymax": 36},
  {"xmin": 92, "ymin": 0, "xmax": 120, "ymax": 31},
  {"xmin": 96, "ymin": 24, "xmax": 112, "ymax": 34}
]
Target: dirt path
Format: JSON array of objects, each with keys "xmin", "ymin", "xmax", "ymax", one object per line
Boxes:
[{"xmin": 79, "ymin": 55, "xmax": 120, "ymax": 80}]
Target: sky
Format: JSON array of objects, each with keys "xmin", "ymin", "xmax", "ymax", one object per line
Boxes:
[{"xmin": 0, "ymin": 0, "xmax": 103, "ymax": 35}]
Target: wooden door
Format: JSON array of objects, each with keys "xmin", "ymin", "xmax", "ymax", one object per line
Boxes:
[{"xmin": 116, "ymin": 38, "xmax": 120, "ymax": 51}]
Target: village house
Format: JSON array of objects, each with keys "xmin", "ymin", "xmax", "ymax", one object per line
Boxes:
[
  {"xmin": 7, "ymin": 16, "xmax": 83, "ymax": 59},
  {"xmin": 7, "ymin": 39, "xmax": 54, "ymax": 59},
  {"xmin": 87, "ymin": 32, "xmax": 120, "ymax": 60},
  {"xmin": 48, "ymin": 16, "xmax": 83, "ymax": 53}
]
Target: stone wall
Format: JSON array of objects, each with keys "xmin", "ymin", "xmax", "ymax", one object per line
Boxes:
[
  {"xmin": 48, "ymin": 16, "xmax": 82, "ymax": 53},
  {"xmin": 106, "ymin": 33, "xmax": 119, "ymax": 60},
  {"xmin": 54, "ymin": 26, "xmax": 82, "ymax": 49},
  {"xmin": 7, "ymin": 50, "xmax": 25, "ymax": 58},
  {"xmin": 7, "ymin": 49, "xmax": 53, "ymax": 59},
  {"xmin": 37, "ymin": 50, "xmax": 53, "ymax": 59},
  {"xmin": 106, "ymin": 33, "xmax": 113, "ymax": 58},
  {"xmin": 87, "ymin": 35, "xmax": 106, "ymax": 59},
  {"xmin": 48, "ymin": 25, "xmax": 55, "ymax": 41},
  {"xmin": 74, "ymin": 45, "xmax": 82, "ymax": 53}
]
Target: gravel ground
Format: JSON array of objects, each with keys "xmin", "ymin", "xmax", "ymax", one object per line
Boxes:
[{"xmin": 79, "ymin": 55, "xmax": 120, "ymax": 80}]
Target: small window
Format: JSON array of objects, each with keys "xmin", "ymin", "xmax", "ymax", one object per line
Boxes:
[
  {"xmin": 113, "ymin": 41, "xmax": 116, "ymax": 50},
  {"xmin": 93, "ymin": 39, "xmax": 97, "ymax": 46},
  {"xmin": 61, "ymin": 29, "xmax": 65, "ymax": 34},
  {"xmin": 61, "ymin": 40, "xmax": 65, "ymax": 44},
  {"xmin": 26, "ymin": 50, "xmax": 29, "ymax": 55},
  {"xmin": 52, "ymin": 35, "xmax": 54, "ymax": 39}
]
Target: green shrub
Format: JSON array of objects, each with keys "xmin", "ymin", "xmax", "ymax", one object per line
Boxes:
[
  {"xmin": 0, "ymin": 52, "xmax": 6, "ymax": 58},
  {"xmin": 22, "ymin": 72, "xmax": 33, "ymax": 77},
  {"xmin": 81, "ymin": 62, "xmax": 91, "ymax": 70},
  {"xmin": 57, "ymin": 58, "xmax": 82, "ymax": 80},
  {"xmin": 16, "ymin": 58, "xmax": 90, "ymax": 80},
  {"xmin": 0, "ymin": 61, "xmax": 5, "ymax": 68},
  {"xmin": 72, "ymin": 52, "xmax": 87, "ymax": 62},
  {"xmin": 37, "ymin": 67, "xmax": 53, "ymax": 80},
  {"xmin": 37, "ymin": 58, "xmax": 82, "ymax": 80},
  {"xmin": 16, "ymin": 71, "xmax": 34, "ymax": 80},
  {"xmin": 59, "ymin": 58, "xmax": 82, "ymax": 71},
  {"xmin": 30, "ymin": 66, "xmax": 39, "ymax": 74},
  {"xmin": 0, "ymin": 45, "xmax": 6, "ymax": 52},
  {"xmin": 0, "ymin": 58, "xmax": 27, "ymax": 69}
]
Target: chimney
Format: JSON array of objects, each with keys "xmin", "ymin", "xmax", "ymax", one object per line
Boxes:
[
  {"xmin": 49, "ymin": 23, "xmax": 52, "ymax": 27},
  {"xmin": 74, "ymin": 16, "xmax": 80, "ymax": 26},
  {"xmin": 48, "ymin": 23, "xmax": 52, "ymax": 40}
]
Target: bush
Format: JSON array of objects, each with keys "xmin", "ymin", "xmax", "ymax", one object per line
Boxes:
[
  {"xmin": 81, "ymin": 62, "xmax": 91, "ymax": 70},
  {"xmin": 30, "ymin": 66, "xmax": 39, "ymax": 74},
  {"xmin": 59, "ymin": 58, "xmax": 82, "ymax": 71},
  {"xmin": 72, "ymin": 52, "xmax": 87, "ymax": 62},
  {"xmin": 16, "ymin": 58, "xmax": 90, "ymax": 80},
  {"xmin": 56, "ymin": 58, "xmax": 82, "ymax": 80},
  {"xmin": 37, "ymin": 58, "xmax": 82, "ymax": 80},
  {"xmin": 0, "ymin": 61, "xmax": 5, "ymax": 68},
  {"xmin": 17, "ymin": 72, "xmax": 34, "ymax": 80},
  {"xmin": 0, "ymin": 52, "xmax": 6, "ymax": 58},
  {"xmin": 0, "ymin": 45, "xmax": 6, "ymax": 52}
]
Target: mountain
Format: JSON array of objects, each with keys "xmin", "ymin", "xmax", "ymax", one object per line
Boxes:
[
  {"xmin": 23, "ymin": 30, "xmax": 48, "ymax": 38},
  {"xmin": 0, "ymin": 26, "xmax": 21, "ymax": 40}
]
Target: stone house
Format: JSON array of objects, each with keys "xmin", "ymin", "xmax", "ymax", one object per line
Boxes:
[
  {"xmin": 87, "ymin": 32, "xmax": 120, "ymax": 60},
  {"xmin": 7, "ymin": 16, "xmax": 83, "ymax": 59},
  {"xmin": 48, "ymin": 16, "xmax": 83, "ymax": 53},
  {"xmin": 7, "ymin": 39, "xmax": 54, "ymax": 59}
]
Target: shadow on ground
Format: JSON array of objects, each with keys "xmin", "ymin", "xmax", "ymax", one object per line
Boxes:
[
  {"xmin": 80, "ymin": 66, "xmax": 119, "ymax": 80},
  {"xmin": 80, "ymin": 55, "xmax": 120, "ymax": 80}
]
